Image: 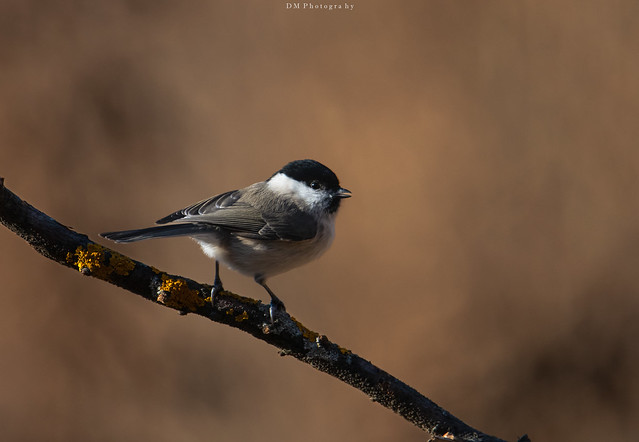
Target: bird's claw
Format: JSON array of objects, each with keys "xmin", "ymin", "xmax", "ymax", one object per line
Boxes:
[
  {"xmin": 211, "ymin": 282, "xmax": 224, "ymax": 307},
  {"xmin": 268, "ymin": 296, "xmax": 286, "ymax": 323}
]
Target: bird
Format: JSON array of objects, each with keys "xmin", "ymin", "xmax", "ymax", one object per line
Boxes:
[{"xmin": 100, "ymin": 159, "xmax": 351, "ymax": 320}]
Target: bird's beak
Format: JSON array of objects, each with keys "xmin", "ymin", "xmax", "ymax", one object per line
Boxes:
[{"xmin": 336, "ymin": 187, "xmax": 352, "ymax": 198}]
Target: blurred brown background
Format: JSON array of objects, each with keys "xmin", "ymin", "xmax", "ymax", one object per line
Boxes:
[{"xmin": 1, "ymin": 1, "xmax": 638, "ymax": 441}]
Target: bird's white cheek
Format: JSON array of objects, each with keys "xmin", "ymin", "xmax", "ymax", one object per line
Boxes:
[
  {"xmin": 267, "ymin": 173, "xmax": 298, "ymax": 194},
  {"xmin": 267, "ymin": 173, "xmax": 324, "ymax": 208}
]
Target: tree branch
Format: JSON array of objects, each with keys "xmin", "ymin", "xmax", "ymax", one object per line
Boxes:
[{"xmin": 0, "ymin": 178, "xmax": 527, "ymax": 442}]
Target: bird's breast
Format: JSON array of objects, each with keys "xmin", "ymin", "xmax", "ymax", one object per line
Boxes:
[{"xmin": 193, "ymin": 215, "xmax": 336, "ymax": 279}]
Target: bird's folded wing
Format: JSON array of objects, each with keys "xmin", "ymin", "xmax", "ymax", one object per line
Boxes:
[{"xmin": 155, "ymin": 189, "xmax": 317, "ymax": 241}]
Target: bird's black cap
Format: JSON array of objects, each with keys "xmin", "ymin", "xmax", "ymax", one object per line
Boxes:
[{"xmin": 276, "ymin": 159, "xmax": 341, "ymax": 191}]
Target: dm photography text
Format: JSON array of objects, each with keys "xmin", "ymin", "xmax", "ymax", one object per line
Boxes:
[{"xmin": 286, "ymin": 3, "xmax": 355, "ymax": 11}]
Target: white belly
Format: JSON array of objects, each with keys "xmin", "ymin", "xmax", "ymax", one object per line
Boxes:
[{"xmin": 193, "ymin": 215, "xmax": 336, "ymax": 280}]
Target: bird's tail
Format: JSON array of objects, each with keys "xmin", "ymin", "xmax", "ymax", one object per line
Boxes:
[{"xmin": 100, "ymin": 223, "xmax": 209, "ymax": 243}]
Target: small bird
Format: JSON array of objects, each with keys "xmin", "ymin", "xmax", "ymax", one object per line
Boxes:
[{"xmin": 101, "ymin": 159, "xmax": 351, "ymax": 319}]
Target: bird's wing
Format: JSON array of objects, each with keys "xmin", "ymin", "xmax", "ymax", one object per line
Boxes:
[
  {"xmin": 257, "ymin": 201, "xmax": 318, "ymax": 241},
  {"xmin": 155, "ymin": 188, "xmax": 317, "ymax": 241},
  {"xmin": 156, "ymin": 190, "xmax": 243, "ymax": 223}
]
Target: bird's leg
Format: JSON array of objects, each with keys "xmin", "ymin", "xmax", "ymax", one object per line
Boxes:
[
  {"xmin": 211, "ymin": 260, "xmax": 224, "ymax": 306},
  {"xmin": 254, "ymin": 275, "xmax": 286, "ymax": 323}
]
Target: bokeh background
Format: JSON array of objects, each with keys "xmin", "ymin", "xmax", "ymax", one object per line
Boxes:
[{"xmin": 1, "ymin": 1, "xmax": 638, "ymax": 441}]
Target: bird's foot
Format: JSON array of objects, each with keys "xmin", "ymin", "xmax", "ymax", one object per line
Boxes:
[
  {"xmin": 211, "ymin": 281, "xmax": 224, "ymax": 307},
  {"xmin": 269, "ymin": 295, "xmax": 286, "ymax": 324}
]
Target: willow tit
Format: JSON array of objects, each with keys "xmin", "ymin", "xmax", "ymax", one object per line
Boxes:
[{"xmin": 101, "ymin": 159, "xmax": 351, "ymax": 318}]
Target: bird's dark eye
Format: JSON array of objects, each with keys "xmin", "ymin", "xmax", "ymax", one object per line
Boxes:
[{"xmin": 310, "ymin": 180, "xmax": 321, "ymax": 190}]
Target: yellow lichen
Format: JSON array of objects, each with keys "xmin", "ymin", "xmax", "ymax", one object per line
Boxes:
[
  {"xmin": 157, "ymin": 274, "xmax": 204, "ymax": 312},
  {"xmin": 290, "ymin": 316, "xmax": 320, "ymax": 341},
  {"xmin": 66, "ymin": 243, "xmax": 110, "ymax": 279},
  {"xmin": 108, "ymin": 251, "xmax": 136, "ymax": 276},
  {"xmin": 66, "ymin": 243, "xmax": 137, "ymax": 279},
  {"xmin": 234, "ymin": 311, "xmax": 249, "ymax": 322}
]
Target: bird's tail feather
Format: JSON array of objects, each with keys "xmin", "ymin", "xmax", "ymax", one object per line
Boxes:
[{"xmin": 100, "ymin": 223, "xmax": 209, "ymax": 243}]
